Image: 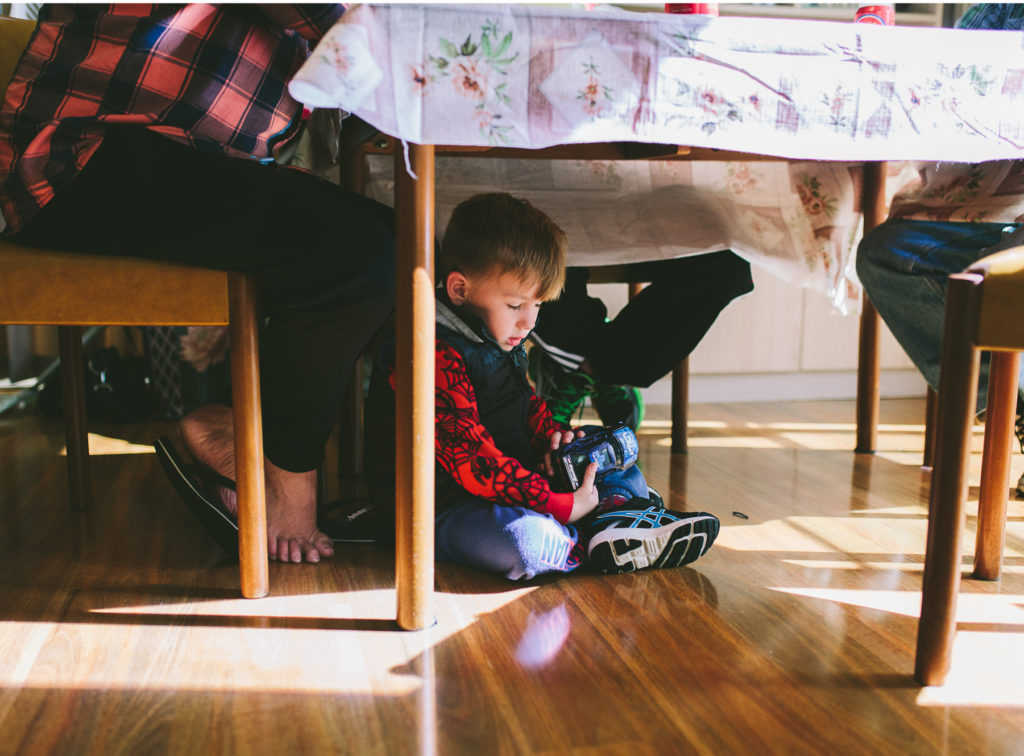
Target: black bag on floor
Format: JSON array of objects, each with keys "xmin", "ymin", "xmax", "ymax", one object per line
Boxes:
[{"xmin": 38, "ymin": 346, "xmax": 154, "ymax": 423}]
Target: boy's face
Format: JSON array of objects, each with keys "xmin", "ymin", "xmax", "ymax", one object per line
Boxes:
[{"xmin": 447, "ymin": 270, "xmax": 543, "ymax": 351}]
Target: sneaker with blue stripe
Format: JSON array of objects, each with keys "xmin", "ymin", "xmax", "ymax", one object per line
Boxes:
[{"xmin": 585, "ymin": 501, "xmax": 719, "ymax": 574}]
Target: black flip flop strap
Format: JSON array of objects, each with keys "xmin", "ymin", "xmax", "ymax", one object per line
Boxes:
[{"xmin": 183, "ymin": 462, "xmax": 237, "ymax": 492}]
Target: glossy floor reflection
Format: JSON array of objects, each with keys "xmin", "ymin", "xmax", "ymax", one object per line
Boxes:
[{"xmin": 0, "ymin": 398, "xmax": 1022, "ymax": 753}]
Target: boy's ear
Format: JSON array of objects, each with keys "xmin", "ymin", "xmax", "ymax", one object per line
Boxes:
[{"xmin": 446, "ymin": 271, "xmax": 469, "ymax": 305}]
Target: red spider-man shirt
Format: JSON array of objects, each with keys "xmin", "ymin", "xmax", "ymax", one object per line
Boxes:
[{"xmin": 389, "ymin": 340, "xmax": 574, "ymax": 523}]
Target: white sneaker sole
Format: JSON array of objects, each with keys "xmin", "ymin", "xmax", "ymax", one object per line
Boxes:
[{"xmin": 588, "ymin": 515, "xmax": 714, "ymax": 572}]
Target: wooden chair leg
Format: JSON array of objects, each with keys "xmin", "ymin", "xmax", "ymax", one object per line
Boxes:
[
  {"xmin": 394, "ymin": 144, "xmax": 436, "ymax": 630},
  {"xmin": 973, "ymin": 350, "xmax": 1019, "ymax": 581},
  {"xmin": 339, "ymin": 140, "xmax": 368, "ymax": 488},
  {"xmin": 58, "ymin": 325, "xmax": 92, "ymax": 511},
  {"xmin": 922, "ymin": 386, "xmax": 938, "ymax": 469},
  {"xmin": 671, "ymin": 357, "xmax": 689, "ymax": 454},
  {"xmin": 338, "ymin": 359, "xmax": 365, "ymax": 484},
  {"xmin": 5, "ymin": 324, "xmax": 32, "ymax": 381},
  {"xmin": 316, "ymin": 459, "xmax": 328, "ymax": 508},
  {"xmin": 228, "ymin": 272, "xmax": 269, "ymax": 599},
  {"xmin": 915, "ymin": 273, "xmax": 983, "ymax": 686}
]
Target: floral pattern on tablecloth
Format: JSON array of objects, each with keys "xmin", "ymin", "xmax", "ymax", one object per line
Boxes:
[
  {"xmin": 362, "ymin": 154, "xmax": 920, "ymax": 314},
  {"xmin": 287, "ymin": 5, "xmax": 1024, "ymax": 312},
  {"xmin": 889, "ymin": 160, "xmax": 1024, "ymax": 224},
  {"xmin": 287, "ymin": 21, "xmax": 381, "ymax": 111},
  {"xmin": 421, "ymin": 19, "xmax": 521, "ymax": 144},
  {"xmin": 539, "ymin": 31, "xmax": 640, "ymax": 133},
  {"xmin": 291, "ymin": 5, "xmax": 1024, "ymax": 162}
]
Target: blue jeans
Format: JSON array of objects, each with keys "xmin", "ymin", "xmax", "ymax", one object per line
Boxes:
[
  {"xmin": 435, "ymin": 465, "xmax": 650, "ymax": 580},
  {"xmin": 856, "ymin": 219, "xmax": 1021, "ymax": 412}
]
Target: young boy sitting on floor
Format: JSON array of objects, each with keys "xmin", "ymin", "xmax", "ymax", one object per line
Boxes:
[{"xmin": 364, "ymin": 193, "xmax": 720, "ymax": 579}]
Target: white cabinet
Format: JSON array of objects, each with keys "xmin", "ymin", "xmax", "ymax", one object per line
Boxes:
[{"xmin": 592, "ymin": 268, "xmax": 925, "ymax": 405}]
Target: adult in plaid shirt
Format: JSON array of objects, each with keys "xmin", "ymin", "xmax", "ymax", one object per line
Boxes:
[{"xmin": 0, "ymin": 4, "xmax": 395, "ymax": 563}]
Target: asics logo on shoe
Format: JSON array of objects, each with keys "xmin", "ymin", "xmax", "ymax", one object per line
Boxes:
[{"xmin": 586, "ymin": 506, "xmax": 720, "ymax": 574}]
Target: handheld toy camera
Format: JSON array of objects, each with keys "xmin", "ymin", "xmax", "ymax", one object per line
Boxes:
[{"xmin": 552, "ymin": 423, "xmax": 639, "ymax": 492}]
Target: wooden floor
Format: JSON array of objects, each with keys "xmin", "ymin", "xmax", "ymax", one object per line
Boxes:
[{"xmin": 1, "ymin": 397, "xmax": 1023, "ymax": 755}]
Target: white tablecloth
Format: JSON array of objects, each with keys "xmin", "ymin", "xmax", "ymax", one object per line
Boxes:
[
  {"xmin": 359, "ymin": 154, "xmax": 919, "ymax": 312},
  {"xmin": 287, "ymin": 4, "xmax": 1024, "ymax": 312},
  {"xmin": 290, "ymin": 4, "xmax": 1024, "ymax": 161}
]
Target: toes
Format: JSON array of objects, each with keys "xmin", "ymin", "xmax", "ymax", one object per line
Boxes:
[
  {"xmin": 268, "ymin": 533, "xmax": 333, "ymax": 563},
  {"xmin": 313, "ymin": 532, "xmax": 335, "ymax": 558},
  {"xmin": 273, "ymin": 536, "xmax": 297, "ymax": 563}
]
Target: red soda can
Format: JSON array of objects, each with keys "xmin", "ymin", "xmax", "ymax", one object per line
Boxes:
[
  {"xmin": 855, "ymin": 5, "xmax": 895, "ymax": 25},
  {"xmin": 664, "ymin": 3, "xmax": 720, "ymax": 16}
]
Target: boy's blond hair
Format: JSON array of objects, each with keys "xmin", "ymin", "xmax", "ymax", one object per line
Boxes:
[{"xmin": 440, "ymin": 193, "xmax": 567, "ymax": 300}]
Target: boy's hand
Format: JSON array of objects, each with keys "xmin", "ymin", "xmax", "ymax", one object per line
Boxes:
[
  {"xmin": 541, "ymin": 428, "xmax": 584, "ymax": 477},
  {"xmin": 567, "ymin": 462, "xmax": 599, "ymax": 523}
]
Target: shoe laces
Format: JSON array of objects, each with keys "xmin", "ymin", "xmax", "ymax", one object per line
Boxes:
[
  {"xmin": 593, "ymin": 382, "xmax": 635, "ymax": 406},
  {"xmin": 545, "ymin": 368, "xmax": 595, "ymax": 417}
]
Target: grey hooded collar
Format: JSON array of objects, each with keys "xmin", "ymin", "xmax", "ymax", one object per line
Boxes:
[{"xmin": 436, "ymin": 297, "xmax": 484, "ymax": 343}]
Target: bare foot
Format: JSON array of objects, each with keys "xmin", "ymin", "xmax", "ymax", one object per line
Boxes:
[{"xmin": 179, "ymin": 404, "xmax": 335, "ymax": 564}]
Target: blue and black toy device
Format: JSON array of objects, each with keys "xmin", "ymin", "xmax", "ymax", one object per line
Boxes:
[{"xmin": 552, "ymin": 423, "xmax": 639, "ymax": 492}]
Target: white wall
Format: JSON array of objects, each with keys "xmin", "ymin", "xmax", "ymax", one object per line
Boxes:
[{"xmin": 590, "ymin": 266, "xmax": 926, "ymax": 405}]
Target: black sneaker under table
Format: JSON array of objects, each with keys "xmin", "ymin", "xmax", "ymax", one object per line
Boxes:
[
  {"xmin": 592, "ymin": 381, "xmax": 644, "ymax": 431},
  {"xmin": 528, "ymin": 347, "xmax": 595, "ymax": 425}
]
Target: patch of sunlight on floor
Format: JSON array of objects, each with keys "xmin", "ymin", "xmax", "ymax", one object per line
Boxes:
[
  {"xmin": 875, "ymin": 450, "xmax": 930, "ymax": 465},
  {"xmin": 637, "ymin": 419, "xmax": 727, "ymax": 431},
  {"xmin": 774, "ymin": 431, "xmax": 901, "ymax": 450},
  {"xmin": 658, "ymin": 436, "xmax": 783, "ymax": 448},
  {"xmin": 640, "ymin": 421, "xmax": 951, "ymax": 453},
  {"xmin": 848, "ymin": 505, "xmax": 927, "ymax": 517},
  {"xmin": 742, "ymin": 421, "xmax": 929, "ymax": 433},
  {"xmin": 719, "ymin": 514, "xmax": 918, "ymax": 554},
  {"xmin": 637, "ymin": 417, "xmax": 993, "ymax": 456},
  {"xmin": 718, "ymin": 518, "xmax": 824, "ymax": 552},
  {"xmin": 778, "ymin": 558, "xmax": 1021, "ymax": 576},
  {"xmin": 780, "ymin": 559, "xmax": 922, "ymax": 571},
  {"xmin": 771, "ymin": 587, "xmax": 1024, "ymax": 623},
  {"xmin": 59, "ymin": 432, "xmax": 156, "ymax": 456},
  {"xmin": 917, "ymin": 632, "xmax": 1024, "ymax": 707},
  {"xmin": 0, "ymin": 587, "xmax": 535, "ymax": 694}
]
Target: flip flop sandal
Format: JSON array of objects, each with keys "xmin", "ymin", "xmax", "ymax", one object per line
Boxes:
[
  {"xmin": 318, "ymin": 497, "xmax": 379, "ymax": 543},
  {"xmin": 154, "ymin": 436, "xmax": 241, "ymax": 560},
  {"xmin": 155, "ymin": 436, "xmax": 380, "ymax": 553}
]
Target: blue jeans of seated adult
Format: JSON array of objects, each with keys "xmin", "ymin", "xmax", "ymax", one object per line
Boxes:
[
  {"xmin": 856, "ymin": 219, "xmax": 1021, "ymax": 412},
  {"xmin": 435, "ymin": 465, "xmax": 650, "ymax": 580}
]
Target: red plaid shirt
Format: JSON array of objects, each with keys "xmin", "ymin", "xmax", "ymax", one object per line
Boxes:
[{"xmin": 0, "ymin": 3, "xmax": 344, "ymax": 234}]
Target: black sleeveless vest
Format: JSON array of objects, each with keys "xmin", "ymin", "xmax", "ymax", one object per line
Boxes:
[{"xmin": 364, "ymin": 294, "xmax": 538, "ymax": 520}]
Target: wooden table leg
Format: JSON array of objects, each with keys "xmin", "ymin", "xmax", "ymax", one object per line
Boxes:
[
  {"xmin": 671, "ymin": 358, "xmax": 689, "ymax": 454},
  {"xmin": 973, "ymin": 350, "xmax": 1018, "ymax": 581},
  {"xmin": 627, "ymin": 281, "xmax": 688, "ymax": 452},
  {"xmin": 229, "ymin": 272, "xmax": 269, "ymax": 599},
  {"xmin": 394, "ymin": 144, "xmax": 436, "ymax": 631},
  {"xmin": 855, "ymin": 161, "xmax": 887, "ymax": 454}
]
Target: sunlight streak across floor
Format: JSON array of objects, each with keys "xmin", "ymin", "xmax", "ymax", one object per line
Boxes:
[{"xmin": 0, "ymin": 587, "xmax": 536, "ymax": 695}]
